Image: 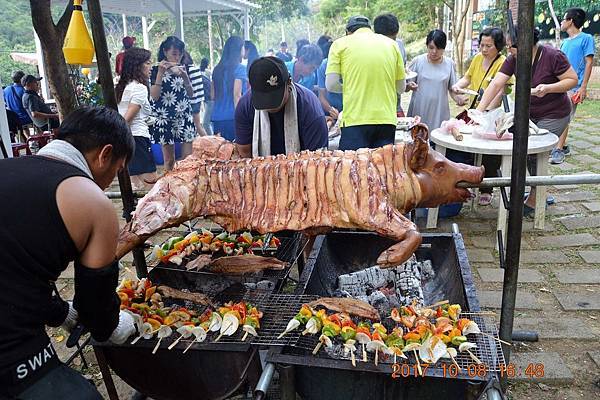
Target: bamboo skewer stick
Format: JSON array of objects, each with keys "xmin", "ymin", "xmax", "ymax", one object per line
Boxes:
[
  {"xmin": 351, "ymin": 349, "xmax": 356, "ymax": 367},
  {"xmin": 168, "ymin": 334, "xmax": 185, "ymax": 350},
  {"xmin": 448, "ymin": 352, "xmax": 461, "ymax": 371},
  {"xmin": 312, "ymin": 341, "xmax": 323, "ymax": 355},
  {"xmin": 413, "ymin": 350, "xmax": 423, "ymax": 376},
  {"xmin": 152, "ymin": 337, "xmax": 163, "ymax": 354},
  {"xmin": 362, "ymin": 343, "xmax": 367, "ymax": 362},
  {"xmin": 479, "ymin": 332, "xmax": 512, "ymax": 346},
  {"xmin": 466, "ymin": 349, "xmax": 482, "ymax": 364}
]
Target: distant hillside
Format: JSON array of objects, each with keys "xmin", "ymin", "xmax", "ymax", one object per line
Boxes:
[{"xmin": 0, "ymin": 2, "xmax": 36, "ymax": 85}]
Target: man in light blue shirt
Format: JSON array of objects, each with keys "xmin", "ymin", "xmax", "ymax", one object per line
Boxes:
[
  {"xmin": 285, "ymin": 44, "xmax": 322, "ymax": 91},
  {"xmin": 554, "ymin": 8, "xmax": 595, "ymax": 164}
]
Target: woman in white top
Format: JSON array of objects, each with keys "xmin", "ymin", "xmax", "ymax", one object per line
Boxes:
[{"xmin": 115, "ymin": 47, "xmax": 157, "ymax": 190}]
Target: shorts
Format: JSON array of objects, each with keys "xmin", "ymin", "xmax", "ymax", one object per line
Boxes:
[
  {"xmin": 527, "ymin": 114, "xmax": 571, "ymax": 174},
  {"xmin": 339, "ymin": 124, "xmax": 396, "ymax": 151},
  {"xmin": 128, "ymin": 136, "xmax": 157, "ymax": 176}
]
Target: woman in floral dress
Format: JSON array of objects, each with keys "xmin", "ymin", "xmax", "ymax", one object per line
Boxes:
[{"xmin": 150, "ymin": 36, "xmax": 196, "ymax": 170}]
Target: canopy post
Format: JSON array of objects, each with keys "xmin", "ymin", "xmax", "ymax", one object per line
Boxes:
[
  {"xmin": 208, "ymin": 9, "xmax": 214, "ymax": 69},
  {"xmin": 499, "ymin": 0, "xmax": 535, "ymax": 372},
  {"xmin": 122, "ymin": 14, "xmax": 127, "ymax": 37},
  {"xmin": 174, "ymin": 0, "xmax": 184, "ymax": 41},
  {"xmin": 142, "ymin": 16, "xmax": 150, "ymax": 50},
  {"xmin": 244, "ymin": 9, "xmax": 250, "ymax": 40}
]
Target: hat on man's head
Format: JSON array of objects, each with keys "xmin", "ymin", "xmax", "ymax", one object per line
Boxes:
[
  {"xmin": 248, "ymin": 57, "xmax": 291, "ymax": 110},
  {"xmin": 21, "ymin": 75, "xmax": 42, "ymax": 86},
  {"xmin": 346, "ymin": 15, "xmax": 370, "ymax": 32},
  {"xmin": 122, "ymin": 36, "xmax": 135, "ymax": 48}
]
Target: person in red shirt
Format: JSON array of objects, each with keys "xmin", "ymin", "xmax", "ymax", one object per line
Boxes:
[
  {"xmin": 115, "ymin": 36, "xmax": 136, "ymax": 76},
  {"xmin": 477, "ymin": 27, "xmax": 577, "ymax": 216}
]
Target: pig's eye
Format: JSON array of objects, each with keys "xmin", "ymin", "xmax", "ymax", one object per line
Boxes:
[{"xmin": 434, "ymin": 162, "xmax": 446, "ymax": 175}]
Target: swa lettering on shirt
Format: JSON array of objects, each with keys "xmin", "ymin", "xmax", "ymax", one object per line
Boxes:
[{"xmin": 15, "ymin": 343, "xmax": 56, "ymax": 379}]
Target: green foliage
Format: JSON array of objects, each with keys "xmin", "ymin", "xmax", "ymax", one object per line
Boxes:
[{"xmin": 315, "ymin": 0, "xmax": 447, "ymax": 42}]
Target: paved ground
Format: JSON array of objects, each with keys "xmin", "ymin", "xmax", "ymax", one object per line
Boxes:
[{"xmin": 48, "ymin": 104, "xmax": 600, "ymax": 399}]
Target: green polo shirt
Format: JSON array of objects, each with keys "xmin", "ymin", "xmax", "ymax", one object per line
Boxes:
[{"xmin": 326, "ymin": 28, "xmax": 405, "ymax": 127}]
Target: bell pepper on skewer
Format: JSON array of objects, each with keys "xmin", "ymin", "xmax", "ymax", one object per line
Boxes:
[
  {"xmin": 313, "ymin": 320, "xmax": 340, "ymax": 355},
  {"xmin": 384, "ymin": 328, "xmax": 406, "ymax": 364},
  {"xmin": 242, "ymin": 315, "xmax": 260, "ymax": 341},
  {"xmin": 302, "ymin": 315, "xmax": 323, "ymax": 336}
]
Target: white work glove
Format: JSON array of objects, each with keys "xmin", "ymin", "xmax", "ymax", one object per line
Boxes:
[
  {"xmin": 61, "ymin": 301, "xmax": 79, "ymax": 333},
  {"xmin": 108, "ymin": 311, "xmax": 137, "ymax": 345}
]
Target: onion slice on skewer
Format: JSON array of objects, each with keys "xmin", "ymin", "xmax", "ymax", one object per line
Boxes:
[
  {"xmin": 215, "ymin": 313, "xmax": 239, "ymax": 342},
  {"xmin": 343, "ymin": 339, "xmax": 357, "ymax": 367},
  {"xmin": 183, "ymin": 326, "xmax": 207, "ymax": 354},
  {"xmin": 152, "ymin": 325, "xmax": 172, "ymax": 354},
  {"xmin": 366, "ymin": 340, "xmax": 387, "ymax": 366},
  {"xmin": 459, "ymin": 342, "xmax": 482, "ymax": 364},
  {"xmin": 168, "ymin": 325, "xmax": 194, "ymax": 350},
  {"xmin": 419, "ymin": 336, "xmax": 447, "ymax": 364},
  {"xmin": 312, "ymin": 334, "xmax": 333, "ymax": 355},
  {"xmin": 242, "ymin": 324, "xmax": 258, "ymax": 341},
  {"xmin": 131, "ymin": 322, "xmax": 152, "ymax": 345},
  {"xmin": 440, "ymin": 347, "xmax": 461, "ymax": 371},
  {"xmin": 355, "ymin": 332, "xmax": 370, "ymax": 363},
  {"xmin": 403, "ymin": 342, "xmax": 423, "ymax": 376},
  {"xmin": 208, "ymin": 312, "xmax": 222, "ymax": 332},
  {"xmin": 278, "ymin": 318, "xmax": 301, "ymax": 339}
]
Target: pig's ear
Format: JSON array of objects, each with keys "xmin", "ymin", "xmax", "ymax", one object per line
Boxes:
[{"xmin": 409, "ymin": 124, "xmax": 430, "ymax": 171}]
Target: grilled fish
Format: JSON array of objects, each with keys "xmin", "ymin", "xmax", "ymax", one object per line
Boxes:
[
  {"xmin": 308, "ymin": 297, "xmax": 380, "ymax": 321},
  {"xmin": 205, "ymin": 255, "xmax": 287, "ymax": 275},
  {"xmin": 156, "ymin": 285, "xmax": 215, "ymax": 308}
]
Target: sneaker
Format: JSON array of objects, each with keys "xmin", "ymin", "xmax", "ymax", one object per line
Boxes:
[
  {"xmin": 550, "ymin": 148, "xmax": 565, "ymax": 164},
  {"xmin": 563, "ymin": 145, "xmax": 570, "ymax": 155}
]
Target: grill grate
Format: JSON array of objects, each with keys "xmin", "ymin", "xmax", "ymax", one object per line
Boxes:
[
  {"xmin": 148, "ymin": 230, "xmax": 304, "ymax": 285},
  {"xmin": 283, "ymin": 312, "xmax": 505, "ymax": 381}
]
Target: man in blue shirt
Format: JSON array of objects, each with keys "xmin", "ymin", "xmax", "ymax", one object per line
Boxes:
[
  {"xmin": 554, "ymin": 8, "xmax": 595, "ymax": 164},
  {"xmin": 3, "ymin": 71, "xmax": 32, "ymax": 126},
  {"xmin": 284, "ymin": 44, "xmax": 322, "ymax": 92},
  {"xmin": 235, "ymin": 57, "xmax": 328, "ymax": 157}
]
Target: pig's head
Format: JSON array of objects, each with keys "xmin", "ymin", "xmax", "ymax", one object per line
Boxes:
[{"xmin": 408, "ymin": 123, "xmax": 484, "ymax": 208}]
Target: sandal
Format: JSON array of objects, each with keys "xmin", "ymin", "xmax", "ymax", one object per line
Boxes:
[{"xmin": 478, "ymin": 193, "xmax": 493, "ymax": 206}]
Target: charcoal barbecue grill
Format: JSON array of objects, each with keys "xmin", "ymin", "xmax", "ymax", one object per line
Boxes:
[
  {"xmin": 265, "ymin": 230, "xmax": 505, "ymax": 400},
  {"xmin": 93, "ymin": 231, "xmax": 308, "ymax": 400}
]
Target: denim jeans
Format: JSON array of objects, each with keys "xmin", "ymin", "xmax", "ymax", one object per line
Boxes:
[{"xmin": 338, "ymin": 124, "xmax": 396, "ymax": 151}]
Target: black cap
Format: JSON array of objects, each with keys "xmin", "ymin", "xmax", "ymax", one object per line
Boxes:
[
  {"xmin": 346, "ymin": 15, "xmax": 370, "ymax": 32},
  {"xmin": 21, "ymin": 74, "xmax": 43, "ymax": 86},
  {"xmin": 248, "ymin": 57, "xmax": 291, "ymax": 110}
]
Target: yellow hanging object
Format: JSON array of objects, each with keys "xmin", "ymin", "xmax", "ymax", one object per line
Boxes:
[
  {"xmin": 81, "ymin": 67, "xmax": 91, "ymax": 76},
  {"xmin": 63, "ymin": 0, "xmax": 94, "ymax": 65}
]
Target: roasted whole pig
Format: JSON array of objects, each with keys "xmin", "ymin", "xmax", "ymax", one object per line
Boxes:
[{"xmin": 117, "ymin": 124, "xmax": 483, "ymax": 267}]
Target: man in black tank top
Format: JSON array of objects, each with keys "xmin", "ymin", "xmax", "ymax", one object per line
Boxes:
[{"xmin": 0, "ymin": 107, "xmax": 136, "ymax": 399}]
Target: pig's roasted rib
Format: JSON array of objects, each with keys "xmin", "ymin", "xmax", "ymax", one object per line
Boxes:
[{"xmin": 117, "ymin": 124, "xmax": 483, "ymax": 267}]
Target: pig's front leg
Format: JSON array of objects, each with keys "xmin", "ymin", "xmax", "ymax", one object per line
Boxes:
[{"xmin": 361, "ymin": 207, "xmax": 422, "ymax": 268}]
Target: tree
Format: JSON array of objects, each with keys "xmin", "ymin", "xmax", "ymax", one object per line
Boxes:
[
  {"xmin": 452, "ymin": 0, "xmax": 472, "ymax": 76},
  {"xmin": 29, "ymin": 0, "xmax": 77, "ymax": 118}
]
